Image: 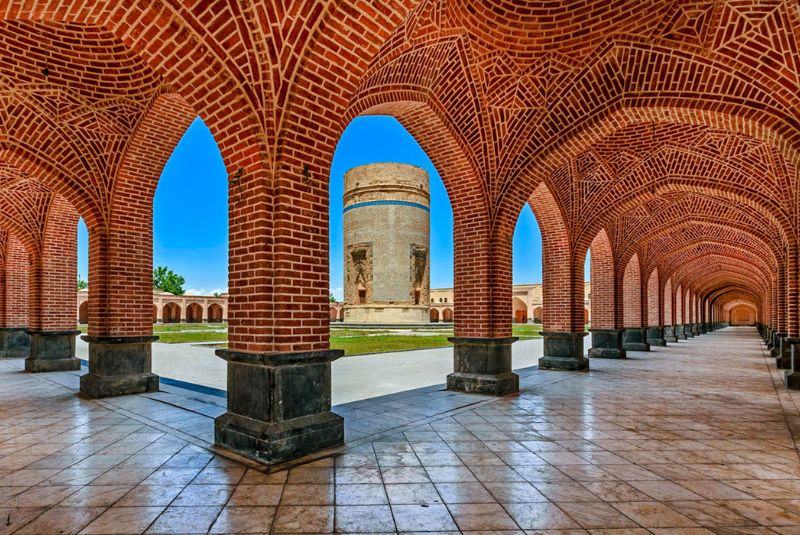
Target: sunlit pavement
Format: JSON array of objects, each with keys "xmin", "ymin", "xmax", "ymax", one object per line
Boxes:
[{"xmin": 5, "ymin": 327, "xmax": 800, "ymax": 533}]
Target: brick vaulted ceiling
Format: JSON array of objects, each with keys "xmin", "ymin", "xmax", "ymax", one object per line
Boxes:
[{"xmin": 0, "ymin": 0, "xmax": 796, "ymax": 330}]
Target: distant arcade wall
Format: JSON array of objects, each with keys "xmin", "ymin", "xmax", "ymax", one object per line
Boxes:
[
  {"xmin": 77, "ymin": 289, "xmax": 227, "ymax": 324},
  {"xmin": 342, "ymin": 163, "xmax": 430, "ymax": 323}
]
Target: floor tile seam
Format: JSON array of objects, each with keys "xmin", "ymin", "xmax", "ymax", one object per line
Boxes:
[
  {"xmin": 340, "ymin": 357, "xmax": 631, "ymax": 454},
  {"xmin": 274, "ymin": 359, "xmax": 632, "ymax": 472},
  {"xmin": 87, "ymin": 398, "xmax": 265, "ymax": 472}
]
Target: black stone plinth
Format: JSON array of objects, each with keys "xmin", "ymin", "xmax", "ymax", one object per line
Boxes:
[
  {"xmin": 622, "ymin": 328, "xmax": 650, "ymax": 352},
  {"xmin": 447, "ymin": 337, "xmax": 519, "ymax": 396},
  {"xmin": 691, "ymin": 323, "xmax": 700, "ymax": 336},
  {"xmin": 539, "ymin": 332, "xmax": 589, "ymax": 371},
  {"xmin": 663, "ymin": 325, "xmax": 678, "ymax": 343},
  {"xmin": 80, "ymin": 335, "xmax": 159, "ymax": 398},
  {"xmin": 589, "ymin": 329, "xmax": 626, "ymax": 359},
  {"xmin": 215, "ymin": 348, "xmax": 344, "ymax": 465},
  {"xmin": 646, "ymin": 326, "xmax": 667, "ymax": 346},
  {"xmin": 25, "ymin": 330, "xmax": 80, "ymax": 372},
  {"xmin": 771, "ymin": 332, "xmax": 786, "ymax": 360},
  {"xmin": 0, "ymin": 327, "xmax": 30, "ymax": 358},
  {"xmin": 684, "ymin": 324, "xmax": 695, "ymax": 338},
  {"xmin": 784, "ymin": 338, "xmax": 800, "ymax": 390},
  {"xmin": 675, "ymin": 325, "xmax": 687, "ymax": 340},
  {"xmin": 777, "ymin": 335, "xmax": 792, "ymax": 369}
]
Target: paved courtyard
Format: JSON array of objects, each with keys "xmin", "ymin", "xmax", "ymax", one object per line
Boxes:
[
  {"xmin": 2, "ymin": 327, "xmax": 800, "ymax": 534},
  {"xmin": 73, "ymin": 338, "xmax": 547, "ymax": 405}
]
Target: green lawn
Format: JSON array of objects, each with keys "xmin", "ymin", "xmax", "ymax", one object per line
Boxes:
[
  {"xmin": 156, "ymin": 331, "xmax": 229, "ymax": 344},
  {"xmin": 77, "ymin": 321, "xmax": 547, "ymax": 351},
  {"xmin": 78, "ymin": 323, "xmax": 227, "ymax": 335},
  {"xmin": 513, "ymin": 324, "xmax": 543, "ymax": 339},
  {"xmin": 329, "ymin": 328, "xmax": 391, "ymax": 337},
  {"xmin": 330, "ymin": 334, "xmax": 453, "ymax": 355}
]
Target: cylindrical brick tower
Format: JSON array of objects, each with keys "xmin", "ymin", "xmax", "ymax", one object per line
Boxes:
[{"xmin": 342, "ymin": 163, "xmax": 430, "ymax": 324}]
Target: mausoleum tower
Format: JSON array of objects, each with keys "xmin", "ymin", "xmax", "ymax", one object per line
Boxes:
[{"xmin": 343, "ymin": 163, "xmax": 430, "ymax": 324}]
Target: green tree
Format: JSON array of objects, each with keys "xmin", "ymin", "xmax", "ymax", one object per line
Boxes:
[
  {"xmin": 329, "ymin": 292, "xmax": 337, "ymax": 302},
  {"xmin": 77, "ymin": 275, "xmax": 87, "ymax": 290},
  {"xmin": 153, "ymin": 266, "xmax": 186, "ymax": 295}
]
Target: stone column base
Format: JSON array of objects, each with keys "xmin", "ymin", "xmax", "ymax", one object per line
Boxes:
[
  {"xmin": 25, "ymin": 330, "xmax": 81, "ymax": 372},
  {"xmin": 784, "ymin": 338, "xmax": 800, "ymax": 389},
  {"xmin": 539, "ymin": 332, "xmax": 589, "ymax": 370},
  {"xmin": 691, "ymin": 323, "xmax": 700, "ymax": 336},
  {"xmin": 622, "ymin": 328, "xmax": 650, "ymax": 351},
  {"xmin": 675, "ymin": 325, "xmax": 687, "ymax": 340},
  {"xmin": 771, "ymin": 333, "xmax": 787, "ymax": 360},
  {"xmin": 646, "ymin": 326, "xmax": 667, "ymax": 346},
  {"xmin": 447, "ymin": 337, "xmax": 519, "ymax": 396},
  {"xmin": 663, "ymin": 325, "xmax": 678, "ymax": 343},
  {"xmin": 777, "ymin": 336, "xmax": 792, "ymax": 369},
  {"xmin": 0, "ymin": 327, "xmax": 30, "ymax": 358},
  {"xmin": 215, "ymin": 348, "xmax": 343, "ymax": 465},
  {"xmin": 588, "ymin": 329, "xmax": 626, "ymax": 359},
  {"xmin": 79, "ymin": 336, "xmax": 159, "ymax": 398}
]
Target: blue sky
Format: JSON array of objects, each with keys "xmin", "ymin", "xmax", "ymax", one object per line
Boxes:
[{"xmin": 78, "ymin": 116, "xmax": 553, "ymax": 299}]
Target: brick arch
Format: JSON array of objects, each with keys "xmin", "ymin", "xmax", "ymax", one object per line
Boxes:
[
  {"xmin": 0, "ymin": 12, "xmax": 268, "ymax": 349},
  {"xmin": 89, "ymin": 91, "xmax": 197, "ymax": 337},
  {"xmin": 208, "ymin": 304, "xmax": 224, "ymax": 323},
  {"xmin": 727, "ymin": 302, "xmax": 758, "ymax": 326},
  {"xmin": 342, "ymin": 99, "xmax": 497, "ymax": 337},
  {"xmin": 572, "ymin": 156, "xmax": 796, "ymax": 257},
  {"xmin": 185, "ymin": 303, "xmax": 203, "ymax": 323},
  {"xmin": 162, "ymin": 302, "xmax": 181, "ymax": 324},
  {"xmin": 609, "ymin": 194, "xmax": 784, "ymax": 277},
  {"xmin": 663, "ymin": 245, "xmax": 773, "ymax": 292}
]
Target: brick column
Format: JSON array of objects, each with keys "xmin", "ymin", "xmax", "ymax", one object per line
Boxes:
[
  {"xmin": 587, "ymin": 230, "xmax": 626, "ymax": 359},
  {"xmin": 446, "ymin": 215, "xmax": 519, "ymax": 396},
  {"xmin": 25, "ymin": 196, "xmax": 81, "ymax": 372},
  {"xmin": 0, "ymin": 234, "xmax": 30, "ymax": 358},
  {"xmin": 620, "ymin": 254, "xmax": 649, "ymax": 352}
]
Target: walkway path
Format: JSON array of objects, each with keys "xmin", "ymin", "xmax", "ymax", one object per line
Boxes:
[
  {"xmin": 3, "ymin": 327, "xmax": 800, "ymax": 534},
  {"xmin": 76, "ymin": 338, "xmax": 549, "ymax": 405}
]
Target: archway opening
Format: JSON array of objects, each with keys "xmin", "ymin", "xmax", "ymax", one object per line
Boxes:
[{"xmin": 328, "ymin": 114, "xmax": 457, "ymax": 404}]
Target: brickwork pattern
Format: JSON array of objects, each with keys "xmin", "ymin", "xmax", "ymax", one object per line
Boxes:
[{"xmin": 0, "ymin": 1, "xmax": 795, "ymax": 357}]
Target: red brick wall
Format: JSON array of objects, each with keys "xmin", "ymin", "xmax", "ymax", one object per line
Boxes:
[
  {"xmin": 647, "ymin": 269, "xmax": 659, "ymax": 326},
  {"xmin": 5, "ymin": 234, "xmax": 28, "ymax": 329},
  {"xmin": 622, "ymin": 254, "xmax": 641, "ymax": 328},
  {"xmin": 589, "ymin": 230, "xmax": 616, "ymax": 330},
  {"xmin": 663, "ymin": 278, "xmax": 673, "ymax": 326},
  {"xmin": 35, "ymin": 195, "xmax": 78, "ymax": 331}
]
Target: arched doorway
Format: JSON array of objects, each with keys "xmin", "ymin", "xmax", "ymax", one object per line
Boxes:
[
  {"xmin": 533, "ymin": 306, "xmax": 543, "ymax": 323},
  {"xmin": 513, "ymin": 297, "xmax": 527, "ymax": 323},
  {"xmin": 78, "ymin": 301, "xmax": 88, "ymax": 324},
  {"xmin": 208, "ymin": 304, "xmax": 223, "ymax": 323},
  {"xmin": 442, "ymin": 308, "xmax": 453, "ymax": 322},
  {"xmin": 430, "ymin": 308, "xmax": 439, "ymax": 322},
  {"xmin": 186, "ymin": 303, "xmax": 203, "ymax": 323},
  {"xmin": 329, "ymin": 307, "xmax": 338, "ymax": 321},
  {"xmin": 163, "ymin": 302, "xmax": 181, "ymax": 323},
  {"xmin": 153, "ymin": 305, "xmax": 158, "ymax": 324}
]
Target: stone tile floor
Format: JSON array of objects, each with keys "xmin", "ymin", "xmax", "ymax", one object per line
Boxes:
[{"xmin": 1, "ymin": 327, "xmax": 799, "ymax": 533}]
